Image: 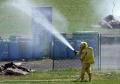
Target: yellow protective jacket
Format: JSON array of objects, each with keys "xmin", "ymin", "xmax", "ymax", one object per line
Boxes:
[{"xmin": 80, "ymin": 47, "xmax": 95, "ymax": 64}]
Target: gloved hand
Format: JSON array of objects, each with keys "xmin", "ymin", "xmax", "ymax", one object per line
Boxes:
[{"xmin": 73, "ymin": 50, "xmax": 78, "ymax": 56}]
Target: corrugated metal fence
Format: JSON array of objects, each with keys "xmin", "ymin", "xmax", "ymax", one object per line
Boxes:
[
  {"xmin": 0, "ymin": 32, "xmax": 101, "ymax": 70},
  {"xmin": 1, "ymin": 33, "xmax": 120, "ymax": 70}
]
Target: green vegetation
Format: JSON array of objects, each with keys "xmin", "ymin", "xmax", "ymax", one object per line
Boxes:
[
  {"xmin": 0, "ymin": 0, "xmax": 118, "ymax": 37},
  {"xmin": 0, "ymin": 0, "xmax": 98, "ymax": 37},
  {"xmin": 1, "ymin": 80, "xmax": 120, "ymax": 84},
  {"xmin": 50, "ymin": 0, "xmax": 96, "ymax": 32},
  {"xmin": 0, "ymin": 69, "xmax": 120, "ymax": 84}
]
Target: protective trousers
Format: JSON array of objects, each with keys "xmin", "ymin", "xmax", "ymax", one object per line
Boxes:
[{"xmin": 80, "ymin": 63, "xmax": 92, "ymax": 81}]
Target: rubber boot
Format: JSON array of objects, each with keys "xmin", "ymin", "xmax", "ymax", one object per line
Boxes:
[
  {"xmin": 88, "ymin": 73, "xmax": 92, "ymax": 82},
  {"xmin": 80, "ymin": 73, "xmax": 85, "ymax": 81}
]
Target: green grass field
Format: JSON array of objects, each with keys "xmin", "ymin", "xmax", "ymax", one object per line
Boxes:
[
  {"xmin": 0, "ymin": 0, "xmax": 98, "ymax": 37},
  {"xmin": 0, "ymin": 69, "xmax": 120, "ymax": 84},
  {"xmin": 0, "ymin": 0, "xmax": 119, "ymax": 37}
]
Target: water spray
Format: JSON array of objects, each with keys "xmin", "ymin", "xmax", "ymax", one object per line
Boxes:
[{"xmin": 10, "ymin": 0, "xmax": 75, "ymax": 51}]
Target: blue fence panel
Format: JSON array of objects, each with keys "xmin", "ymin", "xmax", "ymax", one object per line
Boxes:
[
  {"xmin": 19, "ymin": 40, "xmax": 33, "ymax": 60},
  {"xmin": 8, "ymin": 41, "xmax": 19, "ymax": 60},
  {"xmin": 0, "ymin": 41, "xmax": 9, "ymax": 61},
  {"xmin": 33, "ymin": 34, "xmax": 52, "ymax": 59},
  {"xmin": 33, "ymin": 39, "xmax": 44, "ymax": 59},
  {"xmin": 25, "ymin": 41, "xmax": 33, "ymax": 59}
]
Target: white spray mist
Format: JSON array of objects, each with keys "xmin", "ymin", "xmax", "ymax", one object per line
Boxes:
[{"xmin": 10, "ymin": 0, "xmax": 74, "ymax": 51}]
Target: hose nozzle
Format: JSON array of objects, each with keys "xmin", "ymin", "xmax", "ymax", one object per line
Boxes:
[{"xmin": 73, "ymin": 50, "xmax": 78, "ymax": 56}]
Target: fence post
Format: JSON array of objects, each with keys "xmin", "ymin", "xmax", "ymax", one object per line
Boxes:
[
  {"xmin": 98, "ymin": 33, "xmax": 101, "ymax": 70},
  {"xmin": 52, "ymin": 58, "xmax": 54, "ymax": 70},
  {"xmin": 52, "ymin": 37, "xmax": 54, "ymax": 70}
]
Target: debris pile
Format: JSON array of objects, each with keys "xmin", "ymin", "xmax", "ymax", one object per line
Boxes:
[
  {"xmin": 99, "ymin": 15, "xmax": 120, "ymax": 29},
  {"xmin": 0, "ymin": 62, "xmax": 32, "ymax": 75}
]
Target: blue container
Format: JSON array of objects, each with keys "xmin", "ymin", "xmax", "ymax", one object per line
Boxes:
[
  {"xmin": 8, "ymin": 41, "xmax": 19, "ymax": 61},
  {"xmin": 19, "ymin": 40, "xmax": 33, "ymax": 60},
  {"xmin": 0, "ymin": 40, "xmax": 9, "ymax": 61}
]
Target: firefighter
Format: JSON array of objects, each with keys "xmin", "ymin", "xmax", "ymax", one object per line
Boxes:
[{"xmin": 74, "ymin": 42, "xmax": 95, "ymax": 82}]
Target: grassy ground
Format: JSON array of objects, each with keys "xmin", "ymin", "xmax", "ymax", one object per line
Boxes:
[
  {"xmin": 1, "ymin": 80, "xmax": 120, "ymax": 84},
  {"xmin": 0, "ymin": 69, "xmax": 120, "ymax": 84}
]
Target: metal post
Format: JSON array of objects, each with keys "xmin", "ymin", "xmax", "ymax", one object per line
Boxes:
[
  {"xmin": 98, "ymin": 33, "xmax": 101, "ymax": 70},
  {"xmin": 52, "ymin": 37, "xmax": 54, "ymax": 70}
]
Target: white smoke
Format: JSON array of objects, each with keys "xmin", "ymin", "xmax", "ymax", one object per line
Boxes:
[{"xmin": 91, "ymin": 0, "xmax": 120, "ymax": 17}]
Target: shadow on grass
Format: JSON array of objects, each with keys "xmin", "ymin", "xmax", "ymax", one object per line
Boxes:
[{"xmin": 72, "ymin": 79, "xmax": 89, "ymax": 82}]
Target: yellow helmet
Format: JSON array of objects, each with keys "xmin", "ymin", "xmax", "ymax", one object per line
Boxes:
[{"xmin": 80, "ymin": 42, "xmax": 88, "ymax": 49}]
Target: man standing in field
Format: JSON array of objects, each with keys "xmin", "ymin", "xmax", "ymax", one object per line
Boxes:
[{"xmin": 74, "ymin": 42, "xmax": 95, "ymax": 82}]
